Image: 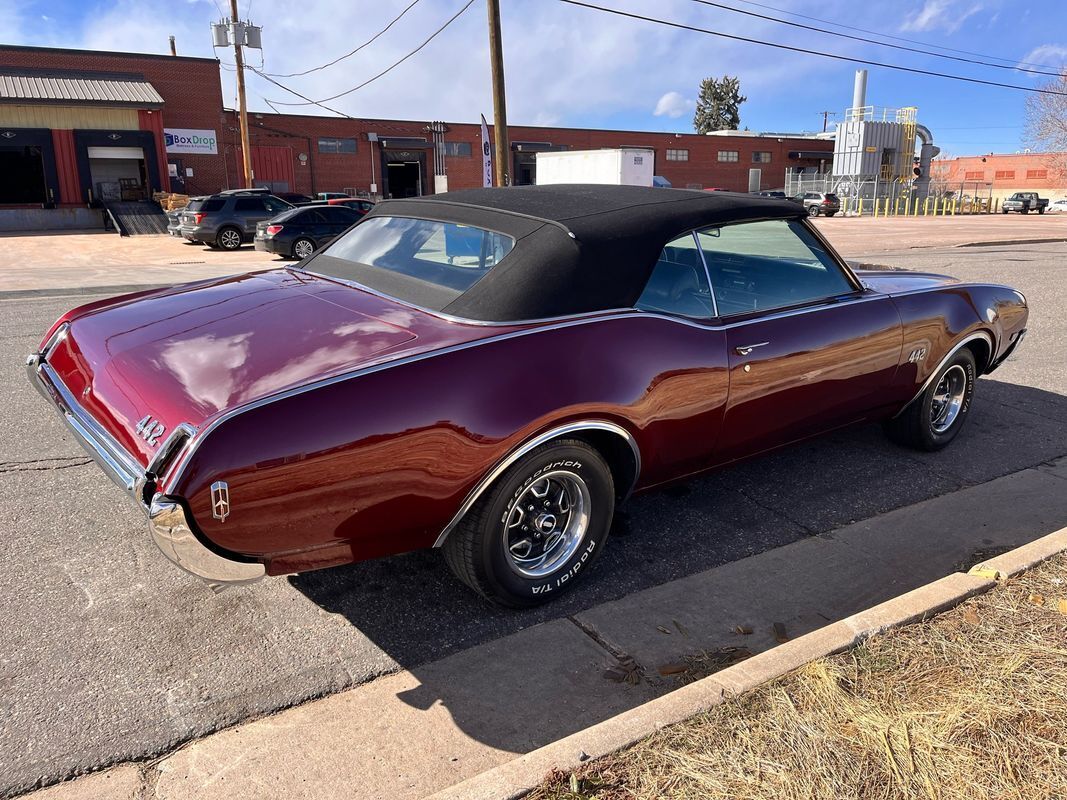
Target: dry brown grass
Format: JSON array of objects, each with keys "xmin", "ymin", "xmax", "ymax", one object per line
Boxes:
[{"xmin": 530, "ymin": 555, "xmax": 1067, "ymax": 800}]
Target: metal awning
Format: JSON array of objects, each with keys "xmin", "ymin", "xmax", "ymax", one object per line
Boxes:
[{"xmin": 0, "ymin": 71, "xmax": 164, "ymax": 108}]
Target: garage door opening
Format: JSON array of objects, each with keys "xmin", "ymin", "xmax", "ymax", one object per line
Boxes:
[
  {"xmin": 0, "ymin": 145, "xmax": 47, "ymax": 204},
  {"xmin": 88, "ymin": 146, "xmax": 147, "ymax": 203},
  {"xmin": 386, "ymin": 160, "xmax": 422, "ymax": 198}
]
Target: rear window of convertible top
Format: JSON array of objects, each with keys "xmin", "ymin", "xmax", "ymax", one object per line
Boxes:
[{"xmin": 312, "ymin": 216, "xmax": 515, "ymax": 310}]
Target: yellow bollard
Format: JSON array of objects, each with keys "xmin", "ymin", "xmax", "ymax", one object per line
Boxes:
[
  {"xmin": 914, "ymin": 198, "xmax": 920, "ymax": 216},
  {"xmin": 873, "ymin": 197, "xmax": 879, "ymax": 218},
  {"xmin": 858, "ymin": 198, "xmax": 864, "ymax": 217},
  {"xmin": 951, "ymin": 199, "xmax": 957, "ymax": 215},
  {"xmin": 924, "ymin": 197, "xmax": 930, "ymax": 216}
]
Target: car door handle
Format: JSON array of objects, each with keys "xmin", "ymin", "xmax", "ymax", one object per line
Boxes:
[{"xmin": 735, "ymin": 342, "xmax": 770, "ymax": 356}]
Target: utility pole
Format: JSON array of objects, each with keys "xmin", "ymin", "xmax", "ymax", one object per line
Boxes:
[
  {"xmin": 230, "ymin": 0, "xmax": 254, "ymax": 188},
  {"xmin": 818, "ymin": 110, "xmax": 836, "ymax": 133},
  {"xmin": 486, "ymin": 0, "xmax": 509, "ymax": 187}
]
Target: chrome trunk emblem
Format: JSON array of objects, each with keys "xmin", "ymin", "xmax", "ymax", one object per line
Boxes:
[
  {"xmin": 211, "ymin": 481, "xmax": 230, "ymax": 522},
  {"xmin": 135, "ymin": 415, "xmax": 166, "ymax": 446}
]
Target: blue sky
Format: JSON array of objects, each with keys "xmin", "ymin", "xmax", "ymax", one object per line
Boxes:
[{"xmin": 3, "ymin": 0, "xmax": 1064, "ymax": 155}]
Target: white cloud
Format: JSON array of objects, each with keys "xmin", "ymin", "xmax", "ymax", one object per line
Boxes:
[
  {"xmin": 16, "ymin": 0, "xmax": 827, "ymax": 131},
  {"xmin": 901, "ymin": 0, "xmax": 983, "ymax": 33},
  {"xmin": 1018, "ymin": 44, "xmax": 1067, "ymax": 70},
  {"xmin": 653, "ymin": 91, "xmax": 693, "ymax": 119}
]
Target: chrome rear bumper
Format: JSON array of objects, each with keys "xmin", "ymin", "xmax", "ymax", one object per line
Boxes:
[{"xmin": 26, "ymin": 325, "xmax": 265, "ymax": 584}]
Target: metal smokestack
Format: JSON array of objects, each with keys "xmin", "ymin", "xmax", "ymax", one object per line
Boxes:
[
  {"xmin": 169, "ymin": 35, "xmax": 177, "ymax": 56},
  {"xmin": 852, "ymin": 69, "xmax": 868, "ymax": 111}
]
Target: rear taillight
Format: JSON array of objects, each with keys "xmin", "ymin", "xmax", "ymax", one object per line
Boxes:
[
  {"xmin": 822, "ymin": 198, "xmax": 830, "ymax": 205},
  {"xmin": 265, "ymin": 225, "xmax": 283, "ymax": 236},
  {"xmin": 191, "ymin": 212, "xmax": 205, "ymax": 224}
]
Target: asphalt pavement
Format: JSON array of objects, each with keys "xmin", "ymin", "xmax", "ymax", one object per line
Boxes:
[{"xmin": 1, "ymin": 241, "xmax": 1065, "ymax": 797}]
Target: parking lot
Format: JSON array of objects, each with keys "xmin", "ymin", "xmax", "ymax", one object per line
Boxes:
[{"xmin": 2, "ymin": 222, "xmax": 1067, "ymax": 797}]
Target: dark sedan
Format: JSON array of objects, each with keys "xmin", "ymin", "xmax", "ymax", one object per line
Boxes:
[{"xmin": 254, "ymin": 204, "xmax": 362, "ymax": 259}]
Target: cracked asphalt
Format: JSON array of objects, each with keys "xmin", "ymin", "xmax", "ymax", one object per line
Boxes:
[{"xmin": 1, "ymin": 242, "xmax": 1065, "ymax": 798}]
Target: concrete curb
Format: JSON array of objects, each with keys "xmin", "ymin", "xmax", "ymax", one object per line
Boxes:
[
  {"xmin": 956, "ymin": 236, "xmax": 1067, "ymax": 248},
  {"xmin": 428, "ymin": 526, "xmax": 1067, "ymax": 800}
]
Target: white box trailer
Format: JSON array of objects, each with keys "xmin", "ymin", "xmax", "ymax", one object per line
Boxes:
[{"xmin": 534, "ymin": 148, "xmax": 655, "ymax": 187}]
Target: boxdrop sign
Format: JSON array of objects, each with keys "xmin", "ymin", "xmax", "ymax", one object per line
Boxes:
[{"xmin": 164, "ymin": 128, "xmax": 218, "ymax": 155}]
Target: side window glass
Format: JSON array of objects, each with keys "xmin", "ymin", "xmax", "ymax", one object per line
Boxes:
[
  {"xmin": 200, "ymin": 197, "xmax": 225, "ymax": 212},
  {"xmin": 635, "ymin": 233, "xmax": 714, "ymax": 319},
  {"xmin": 234, "ymin": 197, "xmax": 265, "ymax": 212},
  {"xmin": 696, "ymin": 220, "xmax": 853, "ymax": 316}
]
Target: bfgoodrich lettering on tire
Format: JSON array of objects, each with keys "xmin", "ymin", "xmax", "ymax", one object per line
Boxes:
[
  {"xmin": 885, "ymin": 347, "xmax": 977, "ymax": 451},
  {"xmin": 443, "ymin": 439, "xmax": 614, "ymax": 607}
]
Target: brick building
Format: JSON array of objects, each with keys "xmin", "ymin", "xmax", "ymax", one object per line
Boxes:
[
  {"xmin": 931, "ymin": 152, "xmax": 1067, "ymax": 202},
  {"xmin": 0, "ymin": 42, "xmax": 833, "ymax": 224}
]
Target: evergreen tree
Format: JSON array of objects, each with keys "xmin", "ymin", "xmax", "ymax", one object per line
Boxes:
[{"xmin": 693, "ymin": 76, "xmax": 747, "ymax": 133}]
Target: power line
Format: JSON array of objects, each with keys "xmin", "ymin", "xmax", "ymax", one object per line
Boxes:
[
  {"xmin": 557, "ymin": 0, "xmax": 1067, "ymax": 97},
  {"xmin": 264, "ymin": 0, "xmax": 476, "ymax": 106},
  {"xmin": 249, "ymin": 65, "xmax": 353, "ymax": 116},
  {"xmin": 689, "ymin": 0, "xmax": 1061, "ymax": 77},
  {"xmin": 262, "ymin": 0, "xmax": 424, "ymax": 78},
  {"xmin": 730, "ymin": 0, "xmax": 1065, "ymax": 71}
]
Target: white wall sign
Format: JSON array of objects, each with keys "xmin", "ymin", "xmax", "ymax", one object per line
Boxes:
[{"xmin": 164, "ymin": 129, "xmax": 219, "ymax": 155}]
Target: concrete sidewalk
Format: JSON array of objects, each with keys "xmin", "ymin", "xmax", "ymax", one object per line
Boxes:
[{"xmin": 26, "ymin": 455, "xmax": 1067, "ymax": 800}]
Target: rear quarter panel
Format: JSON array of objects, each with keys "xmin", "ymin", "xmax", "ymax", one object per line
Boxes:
[{"xmin": 169, "ymin": 315, "xmax": 729, "ymax": 573}]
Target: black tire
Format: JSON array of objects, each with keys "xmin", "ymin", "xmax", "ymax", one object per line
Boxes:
[
  {"xmin": 884, "ymin": 347, "xmax": 977, "ymax": 451},
  {"xmin": 826, "ymin": 212, "xmax": 837, "ymax": 217},
  {"xmin": 216, "ymin": 226, "xmax": 243, "ymax": 251},
  {"xmin": 808, "ymin": 205, "xmax": 821, "ymax": 217},
  {"xmin": 443, "ymin": 439, "xmax": 614, "ymax": 607},
  {"xmin": 292, "ymin": 237, "xmax": 316, "ymax": 260},
  {"xmin": 1022, "ymin": 207, "xmax": 1030, "ymax": 214},
  {"xmin": 1038, "ymin": 207, "xmax": 1045, "ymax": 215},
  {"xmin": 1002, "ymin": 209, "xmax": 1009, "ymax": 214}
]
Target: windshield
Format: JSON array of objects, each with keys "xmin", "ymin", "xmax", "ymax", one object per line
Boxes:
[{"xmin": 311, "ymin": 216, "xmax": 515, "ymax": 311}]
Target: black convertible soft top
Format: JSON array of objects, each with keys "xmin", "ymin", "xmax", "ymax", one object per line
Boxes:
[{"xmin": 347, "ymin": 184, "xmax": 803, "ymax": 322}]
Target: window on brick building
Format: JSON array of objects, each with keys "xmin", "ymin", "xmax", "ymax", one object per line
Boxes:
[
  {"xmin": 964, "ymin": 170, "xmax": 984, "ymax": 180},
  {"xmin": 1027, "ymin": 169, "xmax": 1048, "ymax": 180},
  {"xmin": 994, "ymin": 170, "xmax": 1015, "ymax": 180},
  {"xmin": 665, "ymin": 148, "xmax": 689, "ymax": 161},
  {"xmin": 717, "ymin": 150, "xmax": 739, "ymax": 162},
  {"xmin": 752, "ymin": 151, "xmax": 772, "ymax": 163},
  {"xmin": 318, "ymin": 137, "xmax": 357, "ymax": 154},
  {"xmin": 442, "ymin": 142, "xmax": 472, "ymax": 157}
]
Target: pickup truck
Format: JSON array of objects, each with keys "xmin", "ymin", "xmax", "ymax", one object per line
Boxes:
[{"xmin": 1002, "ymin": 192, "xmax": 1048, "ymax": 214}]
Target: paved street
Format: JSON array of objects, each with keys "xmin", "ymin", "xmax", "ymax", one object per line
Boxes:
[{"xmin": 1, "ymin": 236, "xmax": 1066, "ymax": 797}]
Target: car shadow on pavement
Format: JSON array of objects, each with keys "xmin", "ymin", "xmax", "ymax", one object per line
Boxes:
[{"xmin": 288, "ymin": 376, "xmax": 1067, "ymax": 756}]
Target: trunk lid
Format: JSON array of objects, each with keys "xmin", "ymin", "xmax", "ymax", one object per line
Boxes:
[{"xmin": 44, "ymin": 269, "xmax": 468, "ymax": 466}]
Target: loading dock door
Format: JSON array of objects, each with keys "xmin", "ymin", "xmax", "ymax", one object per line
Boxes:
[
  {"xmin": 87, "ymin": 146, "xmax": 146, "ymax": 203},
  {"xmin": 0, "ymin": 145, "xmax": 46, "ymax": 204},
  {"xmin": 381, "ymin": 149, "xmax": 426, "ymax": 198}
]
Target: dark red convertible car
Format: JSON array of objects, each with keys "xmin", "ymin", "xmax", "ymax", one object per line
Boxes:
[{"xmin": 27, "ymin": 186, "xmax": 1028, "ymax": 606}]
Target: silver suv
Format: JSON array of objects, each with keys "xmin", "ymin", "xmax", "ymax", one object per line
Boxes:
[{"xmin": 180, "ymin": 189, "xmax": 293, "ymax": 250}]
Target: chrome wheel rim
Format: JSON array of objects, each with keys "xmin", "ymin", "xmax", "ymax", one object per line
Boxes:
[
  {"xmin": 930, "ymin": 364, "xmax": 967, "ymax": 434},
  {"xmin": 503, "ymin": 470, "xmax": 591, "ymax": 579},
  {"xmin": 294, "ymin": 240, "xmax": 314, "ymax": 258},
  {"xmin": 220, "ymin": 230, "xmax": 241, "ymax": 249}
]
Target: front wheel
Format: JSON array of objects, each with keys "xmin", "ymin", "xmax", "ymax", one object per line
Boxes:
[
  {"xmin": 443, "ymin": 439, "xmax": 614, "ymax": 607},
  {"xmin": 884, "ymin": 347, "xmax": 976, "ymax": 451}
]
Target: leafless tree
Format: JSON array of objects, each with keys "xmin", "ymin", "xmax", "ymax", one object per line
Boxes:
[{"xmin": 1026, "ymin": 72, "xmax": 1067, "ymax": 178}]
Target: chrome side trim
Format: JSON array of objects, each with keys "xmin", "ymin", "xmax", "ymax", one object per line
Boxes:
[
  {"xmin": 892, "ymin": 330, "xmax": 995, "ymax": 418},
  {"xmin": 165, "ymin": 302, "xmax": 894, "ymax": 488},
  {"xmin": 149, "ymin": 496, "xmax": 265, "ymax": 583},
  {"xmin": 431, "ymin": 420, "xmax": 641, "ymax": 549},
  {"xmin": 690, "ymin": 230, "xmax": 720, "ymax": 318}
]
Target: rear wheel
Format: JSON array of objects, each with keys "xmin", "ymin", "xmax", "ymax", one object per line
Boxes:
[
  {"xmin": 884, "ymin": 348, "xmax": 976, "ymax": 451},
  {"xmin": 443, "ymin": 439, "xmax": 614, "ymax": 607},
  {"xmin": 216, "ymin": 227, "xmax": 243, "ymax": 251},
  {"xmin": 1038, "ymin": 207, "xmax": 1045, "ymax": 215},
  {"xmin": 808, "ymin": 205, "xmax": 821, "ymax": 217},
  {"xmin": 292, "ymin": 237, "xmax": 315, "ymax": 259}
]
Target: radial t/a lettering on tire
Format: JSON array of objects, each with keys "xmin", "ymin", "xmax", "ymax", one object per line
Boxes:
[{"xmin": 443, "ymin": 439, "xmax": 615, "ymax": 607}]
